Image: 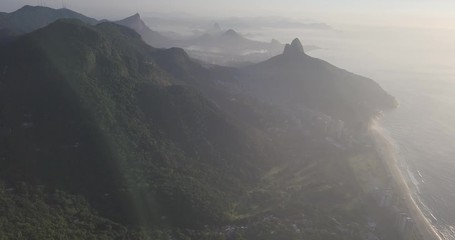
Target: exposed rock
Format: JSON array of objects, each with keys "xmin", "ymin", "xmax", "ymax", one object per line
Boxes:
[{"xmin": 283, "ymin": 38, "xmax": 305, "ymax": 56}]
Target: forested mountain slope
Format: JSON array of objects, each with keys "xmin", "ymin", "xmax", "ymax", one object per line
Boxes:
[{"xmin": 0, "ymin": 19, "xmax": 397, "ymax": 239}]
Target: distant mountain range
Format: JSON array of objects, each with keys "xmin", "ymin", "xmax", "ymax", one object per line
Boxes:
[
  {"xmin": 178, "ymin": 27, "xmax": 285, "ymax": 65},
  {"xmin": 0, "ymin": 6, "xmax": 397, "ymax": 240},
  {"xmin": 0, "ymin": 6, "xmax": 322, "ymax": 66},
  {"xmin": 116, "ymin": 13, "xmax": 319, "ymax": 65},
  {"xmin": 0, "ymin": 5, "xmax": 97, "ymax": 34}
]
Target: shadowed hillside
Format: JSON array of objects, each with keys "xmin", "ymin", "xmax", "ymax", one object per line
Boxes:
[
  {"xmin": 0, "ymin": 19, "xmax": 398, "ymax": 239},
  {"xmin": 0, "ymin": 19, "xmax": 269, "ymax": 231},
  {"xmin": 0, "ymin": 5, "xmax": 97, "ymax": 34},
  {"xmin": 116, "ymin": 13, "xmax": 174, "ymax": 49}
]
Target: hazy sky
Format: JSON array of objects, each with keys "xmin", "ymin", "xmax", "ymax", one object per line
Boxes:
[{"xmin": 1, "ymin": 0, "xmax": 455, "ymax": 27}]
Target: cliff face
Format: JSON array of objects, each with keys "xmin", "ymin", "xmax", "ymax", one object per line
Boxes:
[
  {"xmin": 283, "ymin": 38, "xmax": 305, "ymax": 56},
  {"xmin": 116, "ymin": 13, "xmax": 174, "ymax": 48}
]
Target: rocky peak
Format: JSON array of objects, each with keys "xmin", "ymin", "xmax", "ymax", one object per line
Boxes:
[
  {"xmin": 283, "ymin": 38, "xmax": 305, "ymax": 56},
  {"xmin": 116, "ymin": 13, "xmax": 148, "ymax": 32},
  {"xmin": 125, "ymin": 13, "xmax": 141, "ymax": 22}
]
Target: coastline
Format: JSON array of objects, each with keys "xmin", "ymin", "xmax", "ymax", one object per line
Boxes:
[{"xmin": 369, "ymin": 122, "xmax": 442, "ymax": 240}]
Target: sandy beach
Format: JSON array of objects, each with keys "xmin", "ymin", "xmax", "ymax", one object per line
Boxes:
[{"xmin": 370, "ymin": 123, "xmax": 443, "ymax": 240}]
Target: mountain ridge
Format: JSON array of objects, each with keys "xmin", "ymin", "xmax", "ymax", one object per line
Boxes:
[
  {"xmin": 0, "ymin": 19, "xmax": 271, "ymax": 230},
  {"xmin": 238, "ymin": 38, "xmax": 396, "ymax": 126},
  {"xmin": 116, "ymin": 13, "xmax": 174, "ymax": 48},
  {"xmin": 0, "ymin": 15, "xmax": 398, "ymax": 240},
  {"xmin": 0, "ymin": 5, "xmax": 98, "ymax": 34},
  {"xmin": 283, "ymin": 38, "xmax": 305, "ymax": 56}
]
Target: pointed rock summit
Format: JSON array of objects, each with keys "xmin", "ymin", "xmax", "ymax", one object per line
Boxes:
[
  {"xmin": 116, "ymin": 13, "xmax": 149, "ymax": 32},
  {"xmin": 120, "ymin": 13, "xmax": 141, "ymax": 24},
  {"xmin": 116, "ymin": 12, "xmax": 173, "ymax": 48},
  {"xmin": 291, "ymin": 38, "xmax": 304, "ymax": 52},
  {"xmin": 130, "ymin": 13, "xmax": 141, "ymax": 21},
  {"xmin": 283, "ymin": 38, "xmax": 305, "ymax": 56}
]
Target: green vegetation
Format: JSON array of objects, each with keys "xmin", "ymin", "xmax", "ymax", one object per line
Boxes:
[
  {"xmin": 0, "ymin": 20, "xmax": 396, "ymax": 239},
  {"xmin": 0, "ymin": 20, "xmax": 264, "ymax": 233},
  {"xmin": 0, "ymin": 181, "xmax": 130, "ymax": 240}
]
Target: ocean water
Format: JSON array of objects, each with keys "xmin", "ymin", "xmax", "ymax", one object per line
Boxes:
[
  {"xmin": 378, "ymin": 69, "xmax": 455, "ymax": 240},
  {"xmin": 309, "ymin": 26, "xmax": 455, "ymax": 240},
  {"xmin": 250, "ymin": 24, "xmax": 455, "ymax": 239}
]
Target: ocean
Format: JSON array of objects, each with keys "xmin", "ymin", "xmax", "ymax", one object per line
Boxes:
[
  {"xmin": 250, "ymin": 23, "xmax": 455, "ymax": 239},
  {"xmin": 378, "ymin": 67, "xmax": 455, "ymax": 240},
  {"xmin": 311, "ymin": 25, "xmax": 455, "ymax": 240}
]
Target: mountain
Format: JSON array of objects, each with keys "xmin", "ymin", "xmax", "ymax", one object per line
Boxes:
[
  {"xmin": 0, "ymin": 5, "xmax": 97, "ymax": 34},
  {"xmin": 0, "ymin": 19, "xmax": 398, "ymax": 239},
  {"xmin": 142, "ymin": 36, "xmax": 399, "ymax": 239},
  {"xmin": 0, "ymin": 18, "xmax": 272, "ymax": 233},
  {"xmin": 114, "ymin": 13, "xmax": 287, "ymax": 66},
  {"xmin": 176, "ymin": 28, "xmax": 321, "ymax": 66},
  {"xmin": 0, "ymin": 6, "xmax": 320, "ymax": 67},
  {"xmin": 116, "ymin": 13, "xmax": 174, "ymax": 48},
  {"xmin": 237, "ymin": 38, "xmax": 397, "ymax": 127},
  {"xmin": 177, "ymin": 29, "xmax": 289, "ymax": 66},
  {"xmin": 184, "ymin": 28, "xmax": 282, "ymax": 55},
  {"xmin": 150, "ymin": 37, "xmax": 395, "ymax": 130},
  {"xmin": 283, "ymin": 38, "xmax": 305, "ymax": 54}
]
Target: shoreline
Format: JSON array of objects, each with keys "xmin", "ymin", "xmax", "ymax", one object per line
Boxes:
[{"xmin": 369, "ymin": 122, "xmax": 442, "ymax": 240}]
